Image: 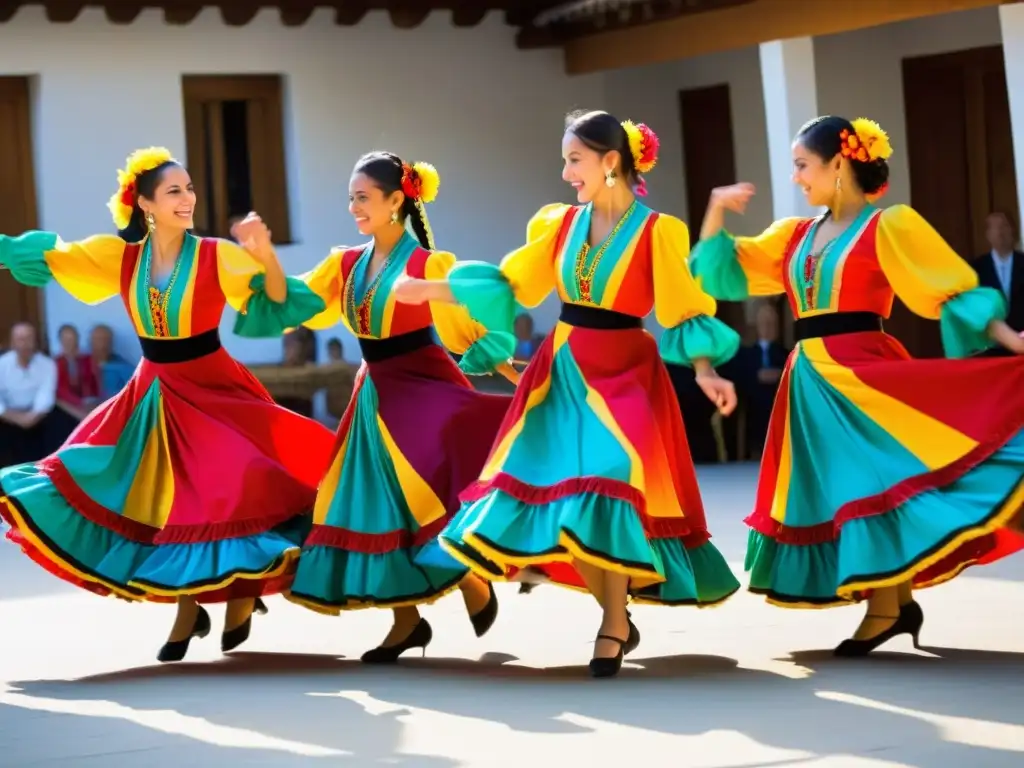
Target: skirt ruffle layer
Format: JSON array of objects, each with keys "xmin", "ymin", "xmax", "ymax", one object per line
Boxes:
[
  {"xmin": 0, "ymin": 348, "xmax": 333, "ymax": 602},
  {"xmin": 439, "ymin": 324, "xmax": 740, "ymax": 606},
  {"xmin": 745, "ymin": 331, "xmax": 1024, "ymax": 608},
  {"xmin": 288, "ymin": 344, "xmax": 510, "ymax": 613}
]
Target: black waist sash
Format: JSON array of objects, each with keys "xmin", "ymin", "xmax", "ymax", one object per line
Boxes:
[
  {"xmin": 140, "ymin": 328, "xmax": 222, "ymax": 363},
  {"xmin": 559, "ymin": 303, "xmax": 643, "ymax": 330},
  {"xmin": 358, "ymin": 327, "xmax": 436, "ymax": 362},
  {"xmin": 793, "ymin": 312, "xmax": 883, "ymax": 342}
]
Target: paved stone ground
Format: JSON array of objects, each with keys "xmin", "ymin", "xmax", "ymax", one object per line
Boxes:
[{"xmin": 1, "ymin": 463, "xmax": 1022, "ymax": 767}]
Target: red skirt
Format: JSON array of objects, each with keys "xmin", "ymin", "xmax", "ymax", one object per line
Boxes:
[{"xmin": 0, "ymin": 347, "xmax": 335, "ymax": 603}]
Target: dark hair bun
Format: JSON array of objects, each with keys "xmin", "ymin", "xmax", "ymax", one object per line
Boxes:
[
  {"xmin": 795, "ymin": 115, "xmax": 890, "ymax": 196},
  {"xmin": 851, "ymin": 158, "xmax": 889, "ymax": 196}
]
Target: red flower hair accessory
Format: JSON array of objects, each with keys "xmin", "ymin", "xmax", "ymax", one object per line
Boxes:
[{"xmin": 400, "ymin": 162, "xmax": 440, "ymax": 204}]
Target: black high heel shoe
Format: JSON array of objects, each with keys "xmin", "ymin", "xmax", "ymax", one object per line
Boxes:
[
  {"xmin": 834, "ymin": 600, "xmax": 924, "ymax": 658},
  {"xmin": 589, "ymin": 634, "xmax": 627, "ymax": 678},
  {"xmin": 221, "ymin": 598, "xmax": 269, "ymax": 653},
  {"xmin": 469, "ymin": 582, "xmax": 498, "ymax": 638},
  {"xmin": 158, "ymin": 605, "xmax": 211, "ymax": 663},
  {"xmin": 361, "ymin": 619, "xmax": 433, "ymax": 664}
]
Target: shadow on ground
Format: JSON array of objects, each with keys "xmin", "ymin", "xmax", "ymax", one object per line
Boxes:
[{"xmin": 4, "ymin": 645, "xmax": 1024, "ymax": 766}]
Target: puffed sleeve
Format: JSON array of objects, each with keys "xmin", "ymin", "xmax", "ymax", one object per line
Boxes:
[
  {"xmin": 447, "ymin": 203, "xmax": 568, "ymax": 342},
  {"xmin": 652, "ymin": 215, "xmax": 741, "ymax": 368},
  {"xmin": 0, "ymin": 231, "xmax": 124, "ymax": 305},
  {"xmin": 689, "ymin": 217, "xmax": 802, "ymax": 300},
  {"xmin": 876, "ymin": 205, "xmax": 1005, "ymax": 358},
  {"xmin": 425, "ymin": 250, "xmax": 514, "ymax": 375},
  {"xmin": 222, "ymin": 241, "xmax": 332, "ymax": 338}
]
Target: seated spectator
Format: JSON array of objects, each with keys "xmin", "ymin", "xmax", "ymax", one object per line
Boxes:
[
  {"xmin": 89, "ymin": 324, "xmax": 134, "ymax": 399},
  {"xmin": 0, "ymin": 322, "xmax": 62, "ymax": 465},
  {"xmin": 55, "ymin": 323, "xmax": 100, "ymax": 422},
  {"xmin": 514, "ymin": 311, "xmax": 545, "ymax": 362},
  {"xmin": 326, "ymin": 337, "xmax": 345, "ymax": 363},
  {"xmin": 276, "ymin": 331, "xmax": 315, "ymax": 418}
]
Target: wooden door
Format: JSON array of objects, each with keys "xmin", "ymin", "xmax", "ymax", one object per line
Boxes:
[
  {"xmin": 0, "ymin": 77, "xmax": 43, "ymax": 342},
  {"xmin": 901, "ymin": 45, "xmax": 1018, "ymax": 358},
  {"xmin": 679, "ymin": 84, "xmax": 754, "ymax": 340}
]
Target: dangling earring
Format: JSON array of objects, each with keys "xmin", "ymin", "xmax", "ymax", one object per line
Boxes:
[
  {"xmin": 146, "ymin": 212, "xmax": 156, "ymax": 233},
  {"xmin": 605, "ymin": 170, "xmax": 616, "ymax": 188},
  {"xmin": 833, "ymin": 176, "xmax": 842, "ymax": 220},
  {"xmin": 390, "ymin": 210, "xmax": 400, "ymax": 225}
]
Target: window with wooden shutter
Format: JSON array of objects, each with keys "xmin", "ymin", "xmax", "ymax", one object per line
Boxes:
[{"xmin": 181, "ymin": 75, "xmax": 292, "ymax": 243}]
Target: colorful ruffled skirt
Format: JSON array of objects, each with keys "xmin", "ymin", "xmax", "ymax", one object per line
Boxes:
[
  {"xmin": 287, "ymin": 339, "xmax": 511, "ymax": 613},
  {"xmin": 0, "ymin": 346, "xmax": 335, "ymax": 603},
  {"xmin": 440, "ymin": 321, "xmax": 740, "ymax": 605},
  {"xmin": 746, "ymin": 330, "xmax": 1024, "ymax": 607}
]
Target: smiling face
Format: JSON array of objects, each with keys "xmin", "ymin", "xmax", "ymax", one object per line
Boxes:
[
  {"xmin": 138, "ymin": 165, "xmax": 196, "ymax": 233},
  {"xmin": 791, "ymin": 141, "xmax": 841, "ymax": 208},
  {"xmin": 349, "ymin": 172, "xmax": 403, "ymax": 237},
  {"xmin": 561, "ymin": 131, "xmax": 619, "ymax": 205}
]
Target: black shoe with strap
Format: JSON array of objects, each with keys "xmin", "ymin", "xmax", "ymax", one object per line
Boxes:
[
  {"xmin": 589, "ymin": 634, "xmax": 628, "ymax": 678},
  {"xmin": 158, "ymin": 605, "xmax": 211, "ymax": 663},
  {"xmin": 834, "ymin": 600, "xmax": 924, "ymax": 658}
]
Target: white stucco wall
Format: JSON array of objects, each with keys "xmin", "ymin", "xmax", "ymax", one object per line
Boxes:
[
  {"xmin": 0, "ymin": 5, "xmax": 1011, "ymax": 361},
  {"xmin": 603, "ymin": 6, "xmax": 1003, "ymax": 240},
  {"xmin": 0, "ymin": 7, "xmax": 605, "ymax": 361}
]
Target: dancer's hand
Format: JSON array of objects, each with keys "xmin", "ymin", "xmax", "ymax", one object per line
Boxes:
[
  {"xmin": 710, "ymin": 183, "xmax": 756, "ymax": 214},
  {"xmin": 393, "ymin": 275, "xmax": 433, "ymax": 305},
  {"xmin": 231, "ymin": 212, "xmax": 273, "ymax": 262},
  {"xmin": 496, "ymin": 361, "xmax": 521, "ymax": 385},
  {"xmin": 696, "ymin": 371, "xmax": 738, "ymax": 416},
  {"xmin": 988, "ymin": 319, "xmax": 1024, "ymax": 354}
]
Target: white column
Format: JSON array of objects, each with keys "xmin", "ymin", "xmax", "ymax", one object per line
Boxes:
[
  {"xmin": 1000, "ymin": 4, "xmax": 1024, "ymax": 244},
  {"xmin": 759, "ymin": 38, "xmax": 819, "ymax": 221}
]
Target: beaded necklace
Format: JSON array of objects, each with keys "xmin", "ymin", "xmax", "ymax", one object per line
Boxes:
[
  {"xmin": 575, "ymin": 201, "xmax": 636, "ymax": 304},
  {"xmin": 145, "ymin": 239, "xmax": 185, "ymax": 338}
]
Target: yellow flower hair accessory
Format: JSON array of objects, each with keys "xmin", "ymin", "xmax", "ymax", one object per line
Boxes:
[
  {"xmin": 107, "ymin": 146, "xmax": 177, "ymax": 230},
  {"xmin": 401, "ymin": 161, "xmax": 440, "ymax": 204},
  {"xmin": 621, "ymin": 120, "xmax": 660, "ymax": 175},
  {"xmin": 844, "ymin": 118, "xmax": 893, "ymax": 162}
]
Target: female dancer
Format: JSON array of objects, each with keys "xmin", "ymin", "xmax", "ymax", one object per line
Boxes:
[
  {"xmin": 236, "ymin": 152, "xmax": 513, "ymax": 662},
  {"xmin": 0, "ymin": 148, "xmax": 335, "ymax": 661},
  {"xmin": 394, "ymin": 110, "xmax": 742, "ymax": 678},
  {"xmin": 691, "ymin": 115, "xmax": 1024, "ymax": 655}
]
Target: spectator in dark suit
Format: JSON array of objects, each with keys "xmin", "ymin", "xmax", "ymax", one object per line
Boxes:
[
  {"xmin": 972, "ymin": 211, "xmax": 1023, "ymax": 356},
  {"xmin": 735, "ymin": 301, "xmax": 789, "ymax": 459}
]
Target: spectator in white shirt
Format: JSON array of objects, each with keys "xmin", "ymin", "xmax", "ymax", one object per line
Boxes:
[{"xmin": 0, "ymin": 322, "xmax": 59, "ymax": 466}]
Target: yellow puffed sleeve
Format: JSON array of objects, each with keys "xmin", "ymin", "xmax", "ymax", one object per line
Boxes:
[
  {"xmin": 0, "ymin": 231, "xmax": 125, "ymax": 304},
  {"xmin": 876, "ymin": 204, "xmax": 1005, "ymax": 358},
  {"xmin": 47, "ymin": 235, "xmax": 126, "ymax": 304},
  {"xmin": 690, "ymin": 217, "xmax": 802, "ymax": 299},
  {"xmin": 875, "ymin": 205, "xmax": 979, "ymax": 319},
  {"xmin": 297, "ymin": 249, "xmax": 347, "ymax": 331},
  {"xmin": 653, "ymin": 215, "xmax": 741, "ymax": 368},
  {"xmin": 499, "ymin": 202, "xmax": 569, "ymax": 308},
  {"xmin": 651, "ymin": 214, "xmax": 716, "ymax": 326},
  {"xmin": 734, "ymin": 217, "xmax": 801, "ymax": 296},
  {"xmin": 424, "ymin": 250, "xmax": 488, "ymax": 354},
  {"xmin": 215, "ymin": 239, "xmax": 266, "ymax": 313}
]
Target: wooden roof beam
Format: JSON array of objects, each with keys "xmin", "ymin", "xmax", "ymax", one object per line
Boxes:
[{"xmin": 563, "ymin": 0, "xmax": 1010, "ymax": 74}]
